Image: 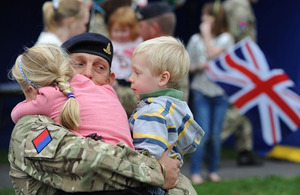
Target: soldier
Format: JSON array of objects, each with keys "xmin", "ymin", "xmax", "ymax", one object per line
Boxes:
[
  {"xmin": 8, "ymin": 32, "xmax": 195, "ymax": 195},
  {"xmin": 222, "ymin": 0, "xmax": 262, "ymax": 166},
  {"xmin": 136, "ymin": 1, "xmax": 190, "ymax": 103},
  {"xmin": 223, "ymin": 0, "xmax": 257, "ymax": 43}
]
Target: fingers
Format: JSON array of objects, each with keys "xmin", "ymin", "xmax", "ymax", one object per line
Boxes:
[{"xmin": 165, "ymin": 144, "xmax": 174, "ymax": 153}]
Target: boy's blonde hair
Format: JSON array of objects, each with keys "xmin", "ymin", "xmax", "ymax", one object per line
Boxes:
[
  {"xmin": 132, "ymin": 36, "xmax": 190, "ymax": 88},
  {"xmin": 43, "ymin": 0, "xmax": 87, "ymax": 32},
  {"xmin": 10, "ymin": 44, "xmax": 80, "ymax": 130},
  {"xmin": 108, "ymin": 6, "xmax": 140, "ymax": 41}
]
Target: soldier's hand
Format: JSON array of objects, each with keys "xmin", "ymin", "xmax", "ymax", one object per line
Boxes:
[{"xmin": 158, "ymin": 145, "xmax": 180, "ymax": 189}]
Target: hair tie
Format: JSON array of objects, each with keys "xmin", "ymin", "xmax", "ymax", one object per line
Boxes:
[
  {"xmin": 19, "ymin": 56, "xmax": 39, "ymax": 89},
  {"xmin": 213, "ymin": 0, "xmax": 221, "ymax": 16},
  {"xmin": 53, "ymin": 0, "xmax": 59, "ymax": 11},
  {"xmin": 67, "ymin": 92, "xmax": 75, "ymax": 99}
]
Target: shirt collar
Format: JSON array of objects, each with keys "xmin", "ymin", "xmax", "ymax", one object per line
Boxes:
[{"xmin": 140, "ymin": 89, "xmax": 183, "ymax": 100}]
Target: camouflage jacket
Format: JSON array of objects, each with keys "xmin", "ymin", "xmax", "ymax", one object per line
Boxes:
[
  {"xmin": 8, "ymin": 115, "xmax": 164, "ymax": 194},
  {"xmin": 223, "ymin": 0, "xmax": 257, "ymax": 43}
]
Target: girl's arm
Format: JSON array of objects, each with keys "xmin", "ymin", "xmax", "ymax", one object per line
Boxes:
[{"xmin": 200, "ymin": 22, "xmax": 225, "ymax": 59}]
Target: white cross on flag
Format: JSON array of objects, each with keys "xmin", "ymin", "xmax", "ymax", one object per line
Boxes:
[{"xmin": 206, "ymin": 37, "xmax": 300, "ymax": 153}]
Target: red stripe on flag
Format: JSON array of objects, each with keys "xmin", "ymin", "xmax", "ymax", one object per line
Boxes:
[
  {"xmin": 268, "ymin": 105, "xmax": 277, "ymax": 144},
  {"xmin": 225, "ymin": 54, "xmax": 300, "ymax": 126},
  {"xmin": 33, "ymin": 129, "xmax": 49, "ymax": 146},
  {"xmin": 245, "ymin": 42, "xmax": 259, "ymax": 70}
]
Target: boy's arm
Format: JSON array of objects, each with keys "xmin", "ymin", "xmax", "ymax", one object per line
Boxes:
[{"xmin": 9, "ymin": 115, "xmax": 179, "ymax": 193}]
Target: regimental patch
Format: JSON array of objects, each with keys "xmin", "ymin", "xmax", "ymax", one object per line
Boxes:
[{"xmin": 32, "ymin": 128, "xmax": 52, "ymax": 153}]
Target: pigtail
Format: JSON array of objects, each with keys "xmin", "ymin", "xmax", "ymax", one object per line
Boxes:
[{"xmin": 56, "ymin": 75, "xmax": 81, "ymax": 130}]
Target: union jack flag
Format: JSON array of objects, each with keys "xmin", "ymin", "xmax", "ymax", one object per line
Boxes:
[{"xmin": 206, "ymin": 38, "xmax": 300, "ymax": 154}]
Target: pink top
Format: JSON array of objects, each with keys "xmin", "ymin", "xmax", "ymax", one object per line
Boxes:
[{"xmin": 11, "ymin": 74, "xmax": 134, "ymax": 149}]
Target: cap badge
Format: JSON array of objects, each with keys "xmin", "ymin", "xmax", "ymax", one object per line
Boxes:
[{"xmin": 103, "ymin": 43, "xmax": 111, "ymax": 55}]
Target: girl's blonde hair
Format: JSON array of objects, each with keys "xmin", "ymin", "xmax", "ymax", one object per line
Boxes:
[
  {"xmin": 43, "ymin": 0, "xmax": 87, "ymax": 32},
  {"xmin": 132, "ymin": 36, "xmax": 190, "ymax": 88},
  {"xmin": 108, "ymin": 6, "xmax": 140, "ymax": 41},
  {"xmin": 10, "ymin": 44, "xmax": 80, "ymax": 130}
]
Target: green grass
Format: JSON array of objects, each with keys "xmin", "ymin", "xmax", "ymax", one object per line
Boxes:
[
  {"xmin": 193, "ymin": 175, "xmax": 300, "ymax": 195},
  {"xmin": 1, "ymin": 147, "xmax": 299, "ymax": 194},
  {"xmin": 0, "ymin": 188, "xmax": 14, "ymax": 195},
  {"xmin": 1, "ymin": 176, "xmax": 300, "ymax": 195}
]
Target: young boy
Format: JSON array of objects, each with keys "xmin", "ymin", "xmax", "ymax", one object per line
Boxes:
[{"xmin": 129, "ymin": 36, "xmax": 204, "ymax": 194}]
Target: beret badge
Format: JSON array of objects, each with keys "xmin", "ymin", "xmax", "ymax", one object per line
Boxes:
[{"xmin": 103, "ymin": 43, "xmax": 111, "ymax": 55}]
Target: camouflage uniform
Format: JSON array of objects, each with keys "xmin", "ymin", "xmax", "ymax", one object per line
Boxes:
[
  {"xmin": 223, "ymin": 0, "xmax": 257, "ymax": 42},
  {"xmin": 115, "ymin": 85, "xmax": 138, "ymax": 118},
  {"xmin": 222, "ymin": 0, "xmax": 256, "ymax": 153},
  {"xmin": 221, "ymin": 104, "xmax": 253, "ymax": 152},
  {"xmin": 8, "ymin": 115, "xmax": 196, "ymax": 195}
]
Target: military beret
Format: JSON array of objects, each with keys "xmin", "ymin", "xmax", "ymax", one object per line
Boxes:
[
  {"xmin": 136, "ymin": 2, "xmax": 172, "ymax": 21},
  {"xmin": 61, "ymin": 32, "xmax": 113, "ymax": 66}
]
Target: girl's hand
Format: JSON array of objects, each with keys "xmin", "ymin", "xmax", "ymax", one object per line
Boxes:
[{"xmin": 200, "ymin": 21, "xmax": 212, "ymax": 37}]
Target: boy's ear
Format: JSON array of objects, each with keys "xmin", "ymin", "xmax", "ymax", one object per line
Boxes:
[{"xmin": 159, "ymin": 71, "xmax": 170, "ymax": 87}]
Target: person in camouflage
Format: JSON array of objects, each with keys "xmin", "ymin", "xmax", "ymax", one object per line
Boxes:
[
  {"xmin": 221, "ymin": 104, "xmax": 253, "ymax": 157},
  {"xmin": 222, "ymin": 0, "xmax": 262, "ymax": 166},
  {"xmin": 223, "ymin": 0, "xmax": 257, "ymax": 43},
  {"xmin": 8, "ymin": 115, "xmax": 180, "ymax": 194},
  {"xmin": 8, "ymin": 32, "xmax": 196, "ymax": 195}
]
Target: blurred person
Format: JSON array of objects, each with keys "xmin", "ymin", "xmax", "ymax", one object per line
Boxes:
[
  {"xmin": 129, "ymin": 36, "xmax": 204, "ymax": 194},
  {"xmin": 136, "ymin": 1, "xmax": 189, "ymax": 102},
  {"xmin": 186, "ymin": 2, "xmax": 234, "ymax": 184},
  {"xmin": 222, "ymin": 0, "xmax": 262, "ymax": 166},
  {"xmin": 223, "ymin": 0, "xmax": 257, "ymax": 43},
  {"xmin": 108, "ymin": 6, "xmax": 143, "ymax": 117},
  {"xmin": 88, "ymin": 0, "xmax": 132, "ymax": 37},
  {"xmin": 35, "ymin": 0, "xmax": 91, "ymax": 46},
  {"xmin": 136, "ymin": 1, "xmax": 176, "ymax": 41}
]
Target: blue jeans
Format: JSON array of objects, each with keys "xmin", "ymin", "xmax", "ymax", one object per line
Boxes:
[{"xmin": 190, "ymin": 90, "xmax": 228, "ymax": 174}]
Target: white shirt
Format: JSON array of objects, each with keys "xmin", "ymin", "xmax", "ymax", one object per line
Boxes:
[{"xmin": 35, "ymin": 31, "xmax": 62, "ymax": 46}]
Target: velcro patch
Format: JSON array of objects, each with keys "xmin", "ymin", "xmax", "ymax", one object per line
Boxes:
[{"xmin": 32, "ymin": 128, "xmax": 52, "ymax": 153}]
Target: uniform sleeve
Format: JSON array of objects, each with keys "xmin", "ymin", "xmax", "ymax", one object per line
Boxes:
[{"xmin": 9, "ymin": 115, "xmax": 164, "ymax": 193}]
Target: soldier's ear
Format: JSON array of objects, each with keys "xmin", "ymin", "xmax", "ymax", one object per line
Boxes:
[{"xmin": 107, "ymin": 72, "xmax": 115, "ymax": 85}]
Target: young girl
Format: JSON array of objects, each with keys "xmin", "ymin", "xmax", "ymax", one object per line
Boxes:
[
  {"xmin": 10, "ymin": 43, "xmax": 134, "ymax": 149},
  {"xmin": 186, "ymin": 2, "xmax": 234, "ymax": 184},
  {"xmin": 108, "ymin": 6, "xmax": 143, "ymax": 117},
  {"xmin": 35, "ymin": 0, "xmax": 90, "ymax": 45}
]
